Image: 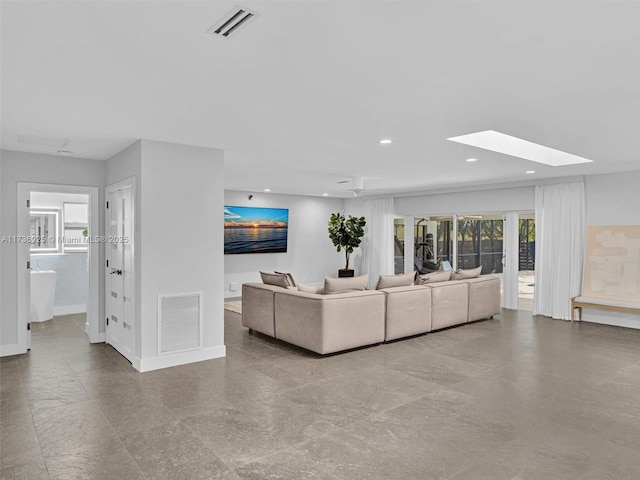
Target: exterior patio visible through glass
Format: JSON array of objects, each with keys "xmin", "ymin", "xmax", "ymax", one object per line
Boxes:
[{"xmin": 406, "ymin": 214, "xmax": 536, "ymax": 311}]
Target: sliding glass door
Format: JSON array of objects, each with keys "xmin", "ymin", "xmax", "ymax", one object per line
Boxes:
[
  {"xmin": 456, "ymin": 214, "xmax": 504, "ymax": 274},
  {"xmin": 518, "ymin": 214, "xmax": 535, "ymax": 310},
  {"xmin": 414, "ymin": 216, "xmax": 453, "ymax": 271}
]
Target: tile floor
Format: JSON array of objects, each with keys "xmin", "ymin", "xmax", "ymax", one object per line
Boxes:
[{"xmin": 2, "ymin": 310, "xmax": 640, "ymax": 479}]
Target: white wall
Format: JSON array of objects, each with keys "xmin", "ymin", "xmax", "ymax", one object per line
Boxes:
[
  {"xmin": 585, "ymin": 171, "xmax": 640, "ymax": 226},
  {"xmin": 393, "ymin": 185, "xmax": 535, "ymax": 215},
  {"xmin": 0, "ymin": 150, "xmax": 105, "ymax": 355},
  {"xmin": 582, "ymin": 170, "xmax": 640, "ymax": 328},
  {"xmin": 224, "ymin": 191, "xmax": 345, "ymax": 296},
  {"xmin": 136, "ymin": 140, "xmax": 225, "ymax": 371},
  {"xmin": 30, "ymin": 192, "xmax": 89, "ymax": 209}
]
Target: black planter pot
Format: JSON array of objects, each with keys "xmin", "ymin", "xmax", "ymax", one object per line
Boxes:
[{"xmin": 338, "ymin": 269, "xmax": 355, "ymax": 278}]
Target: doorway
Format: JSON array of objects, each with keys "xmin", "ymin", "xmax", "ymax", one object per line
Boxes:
[
  {"xmin": 16, "ymin": 183, "xmax": 101, "ymax": 353},
  {"xmin": 518, "ymin": 214, "xmax": 536, "ymax": 311},
  {"xmin": 105, "ymin": 178, "xmax": 135, "ymax": 362}
]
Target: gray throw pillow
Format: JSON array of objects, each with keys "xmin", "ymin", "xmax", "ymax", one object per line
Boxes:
[
  {"xmin": 415, "ymin": 270, "xmax": 452, "ymax": 285},
  {"xmin": 450, "ymin": 266, "xmax": 482, "ymax": 280},
  {"xmin": 259, "ymin": 271, "xmax": 290, "ymax": 289},
  {"xmin": 275, "ymin": 271, "xmax": 296, "ymax": 287},
  {"xmin": 376, "ymin": 271, "xmax": 416, "ymax": 290},
  {"xmin": 323, "ymin": 275, "xmax": 369, "ymax": 295}
]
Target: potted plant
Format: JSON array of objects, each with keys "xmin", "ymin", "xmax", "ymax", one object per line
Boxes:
[{"xmin": 328, "ymin": 212, "xmax": 366, "ymax": 277}]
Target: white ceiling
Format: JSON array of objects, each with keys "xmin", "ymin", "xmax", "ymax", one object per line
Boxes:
[{"xmin": 2, "ymin": 1, "xmax": 639, "ymax": 197}]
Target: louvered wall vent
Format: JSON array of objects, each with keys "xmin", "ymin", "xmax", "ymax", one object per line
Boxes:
[
  {"xmin": 206, "ymin": 6, "xmax": 258, "ymax": 38},
  {"xmin": 158, "ymin": 292, "xmax": 202, "ymax": 355}
]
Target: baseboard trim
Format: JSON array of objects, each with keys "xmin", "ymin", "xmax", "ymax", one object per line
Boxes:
[
  {"xmin": 89, "ymin": 332, "xmax": 106, "ymax": 343},
  {"xmin": 135, "ymin": 345, "xmax": 227, "ymax": 373},
  {"xmin": 54, "ymin": 304, "xmax": 86, "ymax": 316},
  {"xmin": 0, "ymin": 344, "xmax": 20, "ymax": 357},
  {"xmin": 582, "ymin": 312, "xmax": 640, "ymax": 330}
]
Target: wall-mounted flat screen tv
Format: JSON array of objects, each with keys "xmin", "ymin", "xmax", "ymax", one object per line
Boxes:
[{"xmin": 224, "ymin": 206, "xmax": 289, "ymax": 254}]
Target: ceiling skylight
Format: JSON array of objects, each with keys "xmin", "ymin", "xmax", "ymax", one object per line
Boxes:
[{"xmin": 447, "ymin": 130, "xmax": 594, "ymax": 167}]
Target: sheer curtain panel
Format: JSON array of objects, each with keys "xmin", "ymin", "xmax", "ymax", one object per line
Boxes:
[
  {"xmin": 362, "ymin": 198, "xmax": 395, "ymax": 289},
  {"xmin": 533, "ymin": 181, "xmax": 586, "ymax": 320}
]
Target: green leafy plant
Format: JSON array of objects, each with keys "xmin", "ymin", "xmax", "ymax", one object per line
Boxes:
[{"xmin": 328, "ymin": 213, "xmax": 366, "ymax": 270}]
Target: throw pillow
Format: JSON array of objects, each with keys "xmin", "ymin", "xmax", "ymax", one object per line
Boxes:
[
  {"xmin": 259, "ymin": 271, "xmax": 290, "ymax": 289},
  {"xmin": 324, "ymin": 274, "xmax": 369, "ymax": 295},
  {"xmin": 450, "ymin": 266, "xmax": 482, "ymax": 280},
  {"xmin": 297, "ymin": 283, "xmax": 324, "ymax": 294},
  {"xmin": 275, "ymin": 271, "xmax": 296, "ymax": 287},
  {"xmin": 415, "ymin": 270, "xmax": 452, "ymax": 285},
  {"xmin": 376, "ymin": 271, "xmax": 416, "ymax": 290}
]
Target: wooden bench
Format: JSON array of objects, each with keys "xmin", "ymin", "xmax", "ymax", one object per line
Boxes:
[{"xmin": 571, "ymin": 296, "xmax": 640, "ymax": 322}]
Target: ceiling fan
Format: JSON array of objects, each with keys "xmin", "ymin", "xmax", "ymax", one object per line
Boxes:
[{"xmin": 337, "ymin": 176, "xmax": 365, "ymax": 197}]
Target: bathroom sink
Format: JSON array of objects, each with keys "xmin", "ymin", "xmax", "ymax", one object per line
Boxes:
[{"xmin": 31, "ymin": 270, "xmax": 57, "ymax": 322}]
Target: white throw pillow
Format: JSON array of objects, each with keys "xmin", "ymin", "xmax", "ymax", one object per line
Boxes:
[
  {"xmin": 376, "ymin": 271, "xmax": 416, "ymax": 290},
  {"xmin": 323, "ymin": 275, "xmax": 369, "ymax": 295},
  {"xmin": 450, "ymin": 266, "xmax": 482, "ymax": 280},
  {"xmin": 297, "ymin": 283, "xmax": 324, "ymax": 294},
  {"xmin": 415, "ymin": 270, "xmax": 452, "ymax": 285}
]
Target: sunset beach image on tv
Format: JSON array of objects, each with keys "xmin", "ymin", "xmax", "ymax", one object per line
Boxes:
[{"xmin": 224, "ymin": 206, "xmax": 289, "ymax": 254}]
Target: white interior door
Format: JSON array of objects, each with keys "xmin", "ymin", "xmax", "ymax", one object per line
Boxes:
[{"xmin": 106, "ymin": 183, "xmax": 134, "ymax": 361}]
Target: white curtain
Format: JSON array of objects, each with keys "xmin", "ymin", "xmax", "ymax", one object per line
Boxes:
[
  {"xmin": 533, "ymin": 181, "xmax": 586, "ymax": 320},
  {"xmin": 362, "ymin": 198, "xmax": 395, "ymax": 289}
]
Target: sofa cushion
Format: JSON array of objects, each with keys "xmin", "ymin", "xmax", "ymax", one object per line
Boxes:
[
  {"xmin": 416, "ymin": 270, "xmax": 451, "ymax": 284},
  {"xmin": 275, "ymin": 271, "xmax": 296, "ymax": 287},
  {"xmin": 324, "ymin": 274, "xmax": 369, "ymax": 295},
  {"xmin": 260, "ymin": 271, "xmax": 290, "ymax": 289},
  {"xmin": 451, "ymin": 266, "xmax": 482, "ymax": 280},
  {"xmin": 376, "ymin": 271, "xmax": 416, "ymax": 290},
  {"xmin": 297, "ymin": 283, "xmax": 324, "ymax": 294}
]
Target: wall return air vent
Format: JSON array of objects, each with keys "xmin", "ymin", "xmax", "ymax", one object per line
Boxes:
[{"xmin": 206, "ymin": 6, "xmax": 258, "ymax": 38}]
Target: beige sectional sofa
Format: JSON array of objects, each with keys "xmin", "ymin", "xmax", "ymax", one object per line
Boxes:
[{"xmin": 241, "ymin": 275, "xmax": 500, "ymax": 355}]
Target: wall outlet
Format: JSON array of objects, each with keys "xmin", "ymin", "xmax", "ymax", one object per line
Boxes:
[{"xmin": 229, "ymin": 282, "xmax": 239, "ymax": 292}]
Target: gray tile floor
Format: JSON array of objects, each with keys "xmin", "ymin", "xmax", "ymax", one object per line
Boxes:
[{"xmin": 2, "ymin": 310, "xmax": 640, "ymax": 479}]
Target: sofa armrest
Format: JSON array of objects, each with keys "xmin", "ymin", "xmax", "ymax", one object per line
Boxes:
[
  {"xmin": 274, "ymin": 289, "xmax": 386, "ymax": 354},
  {"xmin": 466, "ymin": 276, "xmax": 501, "ymax": 322},
  {"xmin": 242, "ymin": 283, "xmax": 287, "ymax": 337}
]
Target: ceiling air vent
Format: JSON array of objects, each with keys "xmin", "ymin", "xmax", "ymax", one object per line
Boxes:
[
  {"xmin": 206, "ymin": 6, "xmax": 258, "ymax": 38},
  {"xmin": 18, "ymin": 134, "xmax": 69, "ymax": 149}
]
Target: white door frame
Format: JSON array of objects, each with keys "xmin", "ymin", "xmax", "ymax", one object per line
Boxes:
[
  {"xmin": 105, "ymin": 177, "xmax": 136, "ymax": 361},
  {"xmin": 17, "ymin": 183, "xmax": 101, "ymax": 353},
  {"xmin": 502, "ymin": 211, "xmax": 520, "ymax": 309}
]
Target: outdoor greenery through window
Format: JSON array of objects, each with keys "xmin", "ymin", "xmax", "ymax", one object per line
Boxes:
[{"xmin": 457, "ymin": 214, "xmax": 504, "ymax": 274}]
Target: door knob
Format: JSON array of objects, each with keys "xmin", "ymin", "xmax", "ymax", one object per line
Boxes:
[{"xmin": 110, "ymin": 269, "xmax": 123, "ymax": 275}]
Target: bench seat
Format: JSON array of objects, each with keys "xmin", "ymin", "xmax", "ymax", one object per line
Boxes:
[{"xmin": 571, "ymin": 296, "xmax": 640, "ymax": 321}]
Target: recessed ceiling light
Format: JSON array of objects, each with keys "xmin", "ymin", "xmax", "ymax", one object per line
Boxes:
[
  {"xmin": 447, "ymin": 130, "xmax": 594, "ymax": 166},
  {"xmin": 525, "ymin": 170, "xmax": 536, "ymax": 174},
  {"xmin": 263, "ymin": 189, "xmax": 271, "ymax": 192},
  {"xmin": 466, "ymin": 158, "xmax": 478, "ymax": 163},
  {"xmin": 322, "ymin": 193, "xmax": 329, "ymax": 196},
  {"xmin": 379, "ymin": 139, "xmax": 392, "ymax": 144},
  {"xmin": 57, "ymin": 150, "xmax": 73, "ymax": 155}
]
